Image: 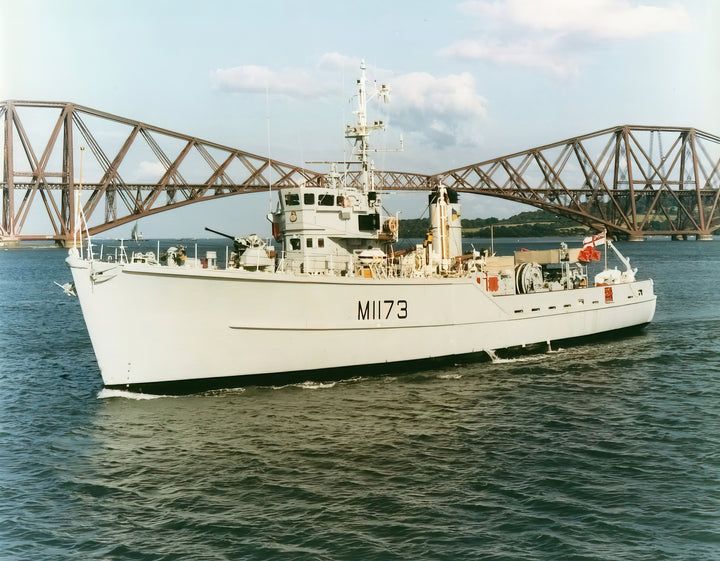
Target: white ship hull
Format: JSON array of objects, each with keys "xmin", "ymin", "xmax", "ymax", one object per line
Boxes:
[
  {"xmin": 64, "ymin": 63, "xmax": 658, "ymax": 394},
  {"xmin": 67, "ymin": 254, "xmax": 656, "ymax": 393}
]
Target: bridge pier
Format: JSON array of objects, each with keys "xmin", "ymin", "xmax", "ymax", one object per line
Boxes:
[
  {"xmin": 54, "ymin": 237, "xmax": 83, "ymax": 249},
  {"xmin": 627, "ymin": 234, "xmax": 645, "ymax": 242},
  {"xmin": 0, "ymin": 236, "xmax": 20, "ymax": 248},
  {"xmin": 0, "ymin": 235, "xmax": 83, "ymax": 248},
  {"xmin": 671, "ymin": 234, "xmax": 714, "ymax": 241}
]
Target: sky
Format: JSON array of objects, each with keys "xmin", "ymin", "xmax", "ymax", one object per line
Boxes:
[{"xmin": 1, "ymin": 0, "xmax": 719, "ymax": 238}]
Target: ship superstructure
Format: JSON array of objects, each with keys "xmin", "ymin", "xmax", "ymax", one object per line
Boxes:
[{"xmin": 65, "ymin": 62, "xmax": 656, "ymax": 394}]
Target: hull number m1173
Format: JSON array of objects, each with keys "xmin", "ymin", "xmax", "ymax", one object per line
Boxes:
[{"xmin": 358, "ymin": 300, "xmax": 408, "ymax": 321}]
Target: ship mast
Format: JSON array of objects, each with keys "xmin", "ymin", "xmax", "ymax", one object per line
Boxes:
[{"xmin": 345, "ymin": 60, "xmax": 390, "ymax": 193}]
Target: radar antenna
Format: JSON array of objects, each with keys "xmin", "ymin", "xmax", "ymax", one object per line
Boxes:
[{"xmin": 344, "ymin": 60, "xmax": 397, "ymax": 193}]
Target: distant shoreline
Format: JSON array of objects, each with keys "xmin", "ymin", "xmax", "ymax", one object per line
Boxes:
[{"xmin": 399, "ymin": 208, "xmax": 590, "ymax": 239}]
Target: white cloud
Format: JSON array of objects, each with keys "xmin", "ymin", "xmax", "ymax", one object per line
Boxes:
[
  {"xmin": 211, "ymin": 65, "xmax": 339, "ymax": 98},
  {"xmin": 445, "ymin": 0, "xmax": 691, "ymax": 76},
  {"xmin": 212, "ymin": 56, "xmax": 489, "ymax": 149},
  {"xmin": 392, "ymin": 72, "xmax": 487, "ymax": 118},
  {"xmin": 389, "ymin": 72, "xmax": 488, "ymax": 147},
  {"xmin": 138, "ymin": 161, "xmax": 166, "ymax": 179},
  {"xmin": 460, "ymin": 0, "xmax": 690, "ymax": 40},
  {"xmin": 316, "ymin": 52, "xmax": 359, "ymax": 72},
  {"xmin": 439, "ymin": 37, "xmax": 580, "ymax": 78}
]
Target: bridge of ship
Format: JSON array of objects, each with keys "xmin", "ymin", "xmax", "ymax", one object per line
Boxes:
[{"xmin": 2, "ymin": 100, "xmax": 719, "ymax": 245}]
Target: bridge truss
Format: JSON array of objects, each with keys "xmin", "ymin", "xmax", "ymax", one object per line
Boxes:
[
  {"xmin": 434, "ymin": 126, "xmax": 720, "ymax": 240},
  {"xmin": 1, "ymin": 101, "xmax": 323, "ymax": 244},
  {"xmin": 2, "ymin": 100, "xmax": 719, "ymax": 244}
]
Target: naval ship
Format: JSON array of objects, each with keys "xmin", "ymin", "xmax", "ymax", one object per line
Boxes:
[{"xmin": 66, "ymin": 63, "xmax": 656, "ymax": 394}]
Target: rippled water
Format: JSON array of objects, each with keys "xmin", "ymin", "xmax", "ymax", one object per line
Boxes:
[{"xmin": 1, "ymin": 239, "xmax": 718, "ymax": 560}]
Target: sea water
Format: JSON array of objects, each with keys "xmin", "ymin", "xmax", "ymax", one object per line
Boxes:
[{"xmin": 0, "ymin": 239, "xmax": 718, "ymax": 560}]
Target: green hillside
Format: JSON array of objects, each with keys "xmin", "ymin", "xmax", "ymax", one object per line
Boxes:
[{"xmin": 399, "ymin": 209, "xmax": 589, "ymax": 238}]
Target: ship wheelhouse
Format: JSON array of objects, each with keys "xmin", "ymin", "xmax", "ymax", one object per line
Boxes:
[{"xmin": 271, "ymin": 182, "xmax": 397, "ymax": 276}]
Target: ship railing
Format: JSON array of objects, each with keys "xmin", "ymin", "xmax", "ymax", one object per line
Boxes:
[
  {"xmin": 276, "ymin": 252, "xmax": 287, "ymax": 273},
  {"xmin": 119, "ymin": 240, "xmax": 129, "ymax": 264},
  {"xmin": 353, "ymin": 259, "xmax": 389, "ymax": 279},
  {"xmin": 275, "ymin": 253, "xmax": 356, "ymax": 276},
  {"xmin": 73, "ymin": 202, "xmax": 96, "ymax": 262}
]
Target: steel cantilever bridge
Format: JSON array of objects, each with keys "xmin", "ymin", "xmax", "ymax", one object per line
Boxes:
[{"xmin": 2, "ymin": 100, "xmax": 719, "ymax": 245}]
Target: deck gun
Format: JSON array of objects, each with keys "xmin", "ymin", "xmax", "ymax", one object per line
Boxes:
[
  {"xmin": 205, "ymin": 227, "xmax": 248, "ymax": 253},
  {"xmin": 205, "ymin": 227, "xmax": 265, "ymax": 254}
]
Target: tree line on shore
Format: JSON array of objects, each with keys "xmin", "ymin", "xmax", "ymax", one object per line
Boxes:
[{"xmin": 398, "ymin": 209, "xmax": 590, "ymax": 239}]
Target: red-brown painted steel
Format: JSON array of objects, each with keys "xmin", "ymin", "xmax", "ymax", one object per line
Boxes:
[
  {"xmin": 0, "ymin": 101, "xmax": 324, "ymax": 243},
  {"xmin": 432, "ymin": 126, "xmax": 720, "ymax": 238},
  {"xmin": 1, "ymin": 101, "xmax": 718, "ymax": 243}
]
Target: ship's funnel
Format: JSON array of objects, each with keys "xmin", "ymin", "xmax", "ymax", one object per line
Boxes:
[{"xmin": 429, "ymin": 185, "xmax": 462, "ymax": 264}]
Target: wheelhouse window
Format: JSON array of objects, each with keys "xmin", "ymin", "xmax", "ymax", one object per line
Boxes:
[
  {"xmin": 289, "ymin": 238, "xmax": 300, "ymax": 250},
  {"xmin": 318, "ymin": 238, "xmax": 325, "ymax": 248},
  {"xmin": 304, "ymin": 193, "xmax": 315, "ymax": 205},
  {"xmin": 306, "ymin": 238, "xmax": 313, "ymax": 248},
  {"xmin": 358, "ymin": 213, "xmax": 380, "ymax": 231},
  {"xmin": 318, "ymin": 194, "xmax": 335, "ymax": 206},
  {"xmin": 284, "ymin": 193, "xmax": 300, "ymax": 206}
]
